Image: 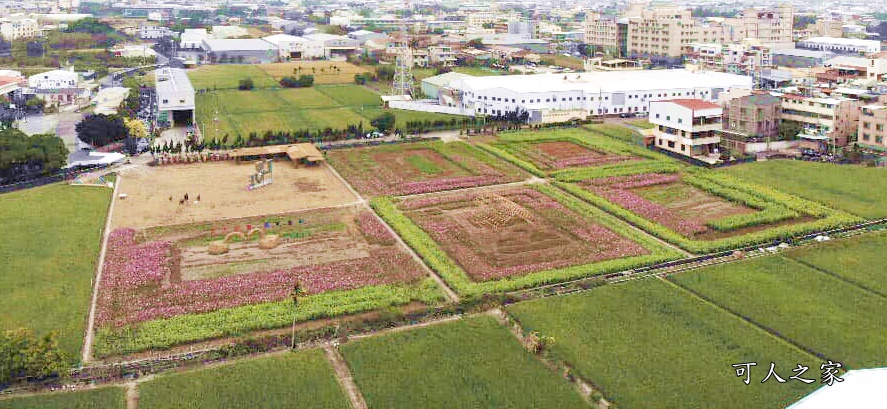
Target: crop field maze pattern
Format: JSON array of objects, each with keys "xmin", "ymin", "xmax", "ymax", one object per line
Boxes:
[
  {"xmin": 479, "ymin": 129, "xmax": 663, "ymax": 177},
  {"xmin": 326, "ymin": 141, "xmax": 528, "ymax": 196},
  {"xmin": 373, "ymin": 183, "xmax": 682, "ymax": 296},
  {"xmin": 553, "ymin": 164, "xmax": 860, "ymax": 254},
  {"xmin": 94, "ymin": 206, "xmax": 443, "ymax": 356}
]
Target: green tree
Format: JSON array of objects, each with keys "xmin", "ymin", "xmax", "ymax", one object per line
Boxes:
[
  {"xmin": 467, "ymin": 38, "xmax": 485, "ymax": 49},
  {"xmin": 778, "ymin": 120, "xmax": 803, "ymax": 140},
  {"xmin": 0, "ymin": 328, "xmax": 66, "ymax": 385},
  {"xmin": 75, "ymin": 114, "xmax": 128, "ymax": 147},
  {"xmin": 238, "ymin": 77, "xmax": 254, "ymax": 90},
  {"xmin": 371, "ymin": 112, "xmax": 396, "ymax": 133}
]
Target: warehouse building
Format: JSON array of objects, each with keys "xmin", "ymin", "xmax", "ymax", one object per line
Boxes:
[
  {"xmin": 796, "ymin": 37, "xmax": 881, "ymax": 55},
  {"xmin": 447, "ymin": 69, "xmax": 752, "ymax": 120},
  {"xmin": 155, "ymin": 67, "xmax": 195, "ymax": 128},
  {"xmin": 202, "ymin": 39, "xmax": 278, "ymax": 64}
]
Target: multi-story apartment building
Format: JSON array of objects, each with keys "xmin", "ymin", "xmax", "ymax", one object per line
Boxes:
[
  {"xmin": 723, "ymin": 92, "xmax": 782, "ymax": 139},
  {"xmin": 140, "ymin": 24, "xmax": 172, "ymax": 40},
  {"xmin": 584, "ymin": 4, "xmax": 793, "ymax": 65},
  {"xmin": 780, "ymin": 93, "xmax": 863, "ymax": 147},
  {"xmin": 0, "ymin": 18, "xmax": 38, "ymax": 40},
  {"xmin": 858, "ymin": 104, "xmax": 887, "ymax": 149},
  {"xmin": 650, "ymin": 99, "xmax": 723, "ymax": 162},
  {"xmin": 683, "ymin": 41, "xmax": 772, "ymax": 76}
]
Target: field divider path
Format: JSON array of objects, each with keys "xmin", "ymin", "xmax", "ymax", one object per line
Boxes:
[
  {"xmin": 323, "ymin": 345, "xmax": 368, "ymax": 409},
  {"xmin": 323, "ymin": 162, "xmax": 364, "ymax": 204},
  {"xmin": 124, "ymin": 381, "xmax": 139, "ymax": 409},
  {"xmin": 321, "ymin": 162, "xmax": 461, "ymax": 303},
  {"xmin": 392, "ymin": 177, "xmax": 544, "ymax": 200},
  {"xmin": 786, "ymin": 256, "xmax": 887, "ymax": 299},
  {"xmin": 82, "ymin": 177, "xmax": 121, "ymax": 364}
]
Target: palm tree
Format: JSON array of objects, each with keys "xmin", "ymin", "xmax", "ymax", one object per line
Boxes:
[{"xmin": 290, "ymin": 282, "xmax": 306, "ymax": 349}]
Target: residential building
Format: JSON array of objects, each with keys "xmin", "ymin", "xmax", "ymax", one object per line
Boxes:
[
  {"xmin": 0, "ymin": 17, "xmax": 38, "ymax": 40},
  {"xmin": 140, "ymin": 24, "xmax": 172, "ymax": 40},
  {"xmin": 682, "ymin": 41, "xmax": 772, "ymax": 76},
  {"xmin": 347, "ymin": 30, "xmax": 386, "ymax": 44},
  {"xmin": 202, "ymin": 39, "xmax": 278, "ymax": 64},
  {"xmin": 821, "ymin": 56, "xmax": 887, "ymax": 82},
  {"xmin": 720, "ymin": 92, "xmax": 786, "ymax": 154},
  {"xmin": 262, "ymin": 34, "xmax": 324, "ymax": 60},
  {"xmin": 449, "ymin": 69, "xmax": 751, "ymax": 119},
  {"xmin": 650, "ymin": 99, "xmax": 723, "ymax": 163},
  {"xmin": 797, "ymin": 37, "xmax": 881, "ymax": 55},
  {"xmin": 858, "ymin": 104, "xmax": 887, "ymax": 149},
  {"xmin": 27, "ymin": 68, "xmax": 83, "ymax": 105},
  {"xmin": 780, "ymin": 93, "xmax": 863, "ymax": 148},
  {"xmin": 584, "ymin": 4, "xmax": 792, "ymax": 64},
  {"xmin": 428, "ymin": 45, "xmax": 456, "ymax": 66}
]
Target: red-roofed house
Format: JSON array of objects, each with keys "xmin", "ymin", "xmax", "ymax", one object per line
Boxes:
[{"xmin": 650, "ymin": 99, "xmax": 723, "ymax": 163}]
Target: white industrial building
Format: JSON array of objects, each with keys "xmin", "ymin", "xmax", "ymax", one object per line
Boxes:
[
  {"xmin": 262, "ymin": 34, "xmax": 324, "ymax": 60},
  {"xmin": 302, "ymin": 33, "xmax": 362, "ymax": 59},
  {"xmin": 447, "ymin": 70, "xmax": 752, "ymax": 120},
  {"xmin": 155, "ymin": 68, "xmax": 195, "ymax": 128},
  {"xmin": 180, "ymin": 28, "xmax": 209, "ymax": 50},
  {"xmin": 797, "ymin": 37, "xmax": 882, "ymax": 55},
  {"xmin": 140, "ymin": 24, "xmax": 172, "ymax": 40}
]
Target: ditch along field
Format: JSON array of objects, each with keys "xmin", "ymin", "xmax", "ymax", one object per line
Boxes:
[
  {"xmin": 477, "ymin": 128, "xmax": 665, "ymax": 177},
  {"xmin": 721, "ymin": 159, "xmax": 887, "ymax": 219},
  {"xmin": 373, "ymin": 184, "xmax": 682, "ymax": 296},
  {"xmin": 553, "ymin": 162, "xmax": 860, "ymax": 254},
  {"xmin": 781, "ymin": 229, "xmax": 887, "ymax": 295},
  {"xmin": 94, "ymin": 205, "xmax": 443, "ymax": 356},
  {"xmin": 138, "ymin": 349, "xmax": 349, "ymax": 409},
  {"xmin": 0, "ymin": 184, "xmax": 111, "ymax": 363},
  {"xmin": 340, "ymin": 316, "xmax": 588, "ymax": 409},
  {"xmin": 326, "ymin": 140, "xmax": 528, "ymax": 196},
  {"xmin": 506, "ymin": 278, "xmax": 820, "ymax": 409},
  {"xmin": 669, "ymin": 255, "xmax": 887, "ymax": 369},
  {"xmin": 111, "ymin": 161, "xmax": 357, "ymax": 229},
  {"xmin": 195, "ymin": 85, "xmax": 461, "ymax": 142},
  {"xmin": 0, "ymin": 386, "xmax": 125, "ymax": 409}
]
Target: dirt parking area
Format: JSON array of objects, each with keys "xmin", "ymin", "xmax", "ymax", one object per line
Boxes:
[{"xmin": 111, "ymin": 162, "xmax": 358, "ymax": 229}]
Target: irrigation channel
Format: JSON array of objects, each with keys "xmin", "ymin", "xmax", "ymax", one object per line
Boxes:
[{"xmin": 2, "ymin": 218, "xmax": 886, "ymax": 399}]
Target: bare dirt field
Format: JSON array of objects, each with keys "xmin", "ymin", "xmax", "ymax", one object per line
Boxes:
[{"xmin": 112, "ymin": 162, "xmax": 358, "ymax": 229}]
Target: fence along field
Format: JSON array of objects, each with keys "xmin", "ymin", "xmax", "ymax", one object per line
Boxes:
[
  {"xmin": 506, "ymin": 279, "xmax": 819, "ymax": 409},
  {"xmin": 669, "ymin": 255, "xmax": 887, "ymax": 369},
  {"xmin": 94, "ymin": 205, "xmax": 443, "ymax": 356},
  {"xmin": 138, "ymin": 349, "xmax": 350, "ymax": 409},
  {"xmin": 326, "ymin": 141, "xmax": 529, "ymax": 196},
  {"xmin": 781, "ymin": 229, "xmax": 887, "ymax": 296},
  {"xmin": 340, "ymin": 316, "xmax": 589, "ymax": 409},
  {"xmin": 373, "ymin": 184, "xmax": 682, "ymax": 296},
  {"xmin": 0, "ymin": 386, "xmax": 125, "ymax": 409}
]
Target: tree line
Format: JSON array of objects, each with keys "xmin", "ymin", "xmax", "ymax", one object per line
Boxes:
[{"xmin": 0, "ymin": 128, "xmax": 68, "ymax": 183}]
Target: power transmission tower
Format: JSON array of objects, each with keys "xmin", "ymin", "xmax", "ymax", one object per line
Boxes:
[{"xmin": 391, "ymin": 25, "xmax": 414, "ymax": 96}]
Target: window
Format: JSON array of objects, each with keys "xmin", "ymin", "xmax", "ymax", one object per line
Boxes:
[
  {"xmin": 162, "ymin": 99, "xmax": 168, "ymax": 103},
  {"xmin": 655, "ymin": 113, "xmax": 660, "ymax": 118},
  {"xmin": 658, "ymin": 138, "xmax": 663, "ymax": 145},
  {"xmin": 545, "ymin": 99, "xmax": 550, "ymax": 102},
  {"xmin": 878, "ymin": 136, "xmax": 884, "ymax": 144},
  {"xmin": 864, "ymin": 122, "xmax": 871, "ymax": 129},
  {"xmin": 678, "ymin": 118, "xmax": 683, "ymax": 124},
  {"xmin": 666, "ymin": 116, "xmax": 671, "ymax": 121},
  {"xmin": 667, "ymin": 141, "xmax": 675, "ymax": 148},
  {"xmin": 680, "ymin": 144, "xmax": 685, "ymax": 151},
  {"xmin": 878, "ymin": 124, "xmax": 884, "ymax": 131},
  {"xmin": 863, "ymin": 133, "xmax": 870, "ymax": 141}
]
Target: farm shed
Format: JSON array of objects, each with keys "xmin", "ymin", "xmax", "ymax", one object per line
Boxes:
[{"xmin": 229, "ymin": 143, "xmax": 325, "ymax": 166}]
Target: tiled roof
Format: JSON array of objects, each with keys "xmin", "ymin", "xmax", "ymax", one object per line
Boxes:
[{"xmin": 661, "ymin": 99, "xmax": 720, "ymax": 110}]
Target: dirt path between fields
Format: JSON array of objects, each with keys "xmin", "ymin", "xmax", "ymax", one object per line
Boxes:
[{"xmin": 323, "ymin": 345, "xmax": 368, "ymax": 409}]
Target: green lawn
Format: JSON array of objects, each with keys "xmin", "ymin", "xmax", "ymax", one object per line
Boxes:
[
  {"xmin": 0, "ymin": 184, "xmax": 111, "ymax": 362},
  {"xmin": 451, "ymin": 66, "xmax": 507, "ymax": 76},
  {"xmin": 139, "ymin": 349, "xmax": 349, "ymax": 409},
  {"xmin": 186, "ymin": 65, "xmax": 278, "ymax": 90},
  {"xmin": 340, "ymin": 316, "xmax": 587, "ymax": 409},
  {"xmin": 0, "ymin": 386, "xmax": 124, "ymax": 409},
  {"xmin": 507, "ymin": 279, "xmax": 819, "ymax": 409},
  {"xmin": 782, "ymin": 230, "xmax": 887, "ymax": 296},
  {"xmin": 721, "ymin": 160, "xmax": 887, "ymax": 218},
  {"xmin": 671, "ymin": 255, "xmax": 887, "ymax": 368},
  {"xmin": 317, "ymin": 84, "xmax": 383, "ymax": 107}
]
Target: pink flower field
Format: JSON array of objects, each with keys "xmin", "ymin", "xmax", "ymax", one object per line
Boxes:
[{"xmin": 97, "ymin": 212, "xmax": 425, "ymax": 328}]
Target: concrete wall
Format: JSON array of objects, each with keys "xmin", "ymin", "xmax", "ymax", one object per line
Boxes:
[{"xmin": 389, "ymin": 100, "xmax": 470, "ymax": 116}]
